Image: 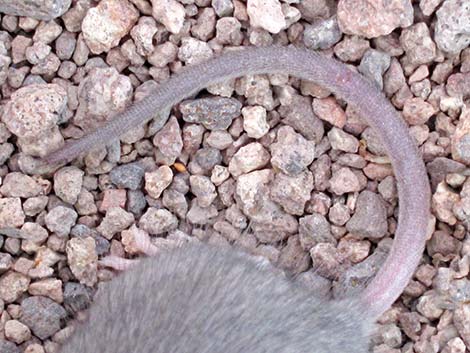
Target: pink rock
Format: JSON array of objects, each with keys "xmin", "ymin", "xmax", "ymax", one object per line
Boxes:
[{"xmin": 99, "ymin": 189, "xmax": 127, "ymax": 212}]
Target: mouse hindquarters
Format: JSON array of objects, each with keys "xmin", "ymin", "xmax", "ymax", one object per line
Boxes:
[{"xmin": 59, "ymin": 242, "xmax": 372, "ymax": 353}]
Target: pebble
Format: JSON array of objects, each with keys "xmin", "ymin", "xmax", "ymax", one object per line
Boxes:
[
  {"xmin": 53, "ymin": 167, "xmax": 84, "ymax": 205},
  {"xmin": 312, "ymin": 97, "xmax": 346, "ymax": 128},
  {"xmin": 11, "ymin": 35, "xmax": 32, "ymax": 64},
  {"xmin": 0, "ymin": 173, "xmax": 42, "ymax": 198},
  {"xmin": 303, "ymin": 15, "xmax": 341, "ymax": 50},
  {"xmin": 432, "ymin": 182, "xmax": 460, "ymax": 225},
  {"xmin": 238, "ymin": 74, "xmax": 275, "ymax": 110},
  {"xmin": 178, "ymin": 37, "xmax": 213, "ymax": 65},
  {"xmin": 0, "ymin": 340, "xmax": 21, "ymax": 353},
  {"xmin": 235, "ymin": 169, "xmax": 271, "ymax": 215},
  {"xmin": 1, "ymin": 83, "xmax": 66, "ymax": 156},
  {"xmin": 346, "ymin": 190, "xmax": 388, "ymax": 239},
  {"xmin": 328, "ymin": 127, "xmax": 359, "ymax": 153},
  {"xmin": 402, "ymin": 97, "xmax": 436, "ymax": 125},
  {"xmin": 329, "ymin": 203, "xmax": 351, "ymax": 226},
  {"xmin": 130, "ymin": 17, "xmax": 158, "ymax": 56},
  {"xmin": 399, "ymin": 22, "xmax": 437, "ymax": 67},
  {"xmin": 358, "ymin": 49, "xmax": 391, "ymax": 89},
  {"xmin": 270, "ymin": 170, "xmax": 314, "ymax": 216},
  {"xmin": 151, "ymin": 0, "xmax": 186, "ymax": 33},
  {"xmin": 75, "ymin": 67, "xmax": 133, "ymax": 132},
  {"xmin": 55, "ymin": 31, "xmax": 76, "ymax": 60},
  {"xmin": 333, "ymin": 35, "xmax": 370, "ymax": 62},
  {"xmin": 81, "ymin": 0, "xmax": 139, "ymax": 54},
  {"xmin": 212, "ymin": 0, "xmax": 234, "ymax": 16},
  {"xmin": 337, "ymin": 0, "xmax": 413, "ymax": 38},
  {"xmin": 19, "ymin": 296, "xmax": 67, "ymax": 340},
  {"xmin": 328, "ymin": 167, "xmax": 361, "ymax": 195},
  {"xmin": 4, "ymin": 319, "xmax": 31, "ymax": 344},
  {"xmin": 44, "ymin": 206, "xmax": 77, "ymax": 237},
  {"xmin": 139, "ymin": 208, "xmax": 178, "ymax": 235},
  {"xmin": 447, "ymin": 72, "xmax": 470, "ymax": 99},
  {"xmin": 110, "ymin": 163, "xmax": 145, "ymax": 190},
  {"xmin": 452, "ymin": 108, "xmax": 470, "ymax": 165},
  {"xmin": 241, "ymin": 106, "xmax": 269, "ymax": 138},
  {"xmin": 153, "ymin": 116, "xmax": 183, "ymax": 162},
  {"xmin": 0, "ymin": 0, "xmax": 71, "ymax": 21},
  {"xmin": 195, "ymin": 147, "xmax": 223, "ymax": 172},
  {"xmin": 63, "ymin": 282, "xmax": 93, "ymax": 314},
  {"xmin": 28, "ymin": 279, "xmax": 63, "ymax": 303},
  {"xmin": 206, "ymin": 131, "xmax": 234, "ymax": 150},
  {"xmin": 299, "ymin": 213, "xmax": 335, "ymax": 251},
  {"xmin": 216, "ymin": 17, "xmax": 243, "ymax": 45},
  {"xmin": 270, "ymin": 126, "xmax": 315, "ymax": 176},
  {"xmin": 145, "ymin": 166, "xmax": 174, "ymax": 199},
  {"xmin": 310, "ymin": 242, "xmax": 344, "ymax": 279},
  {"xmin": 435, "ymin": 0, "xmax": 470, "ymax": 54},
  {"xmin": 96, "ymin": 207, "xmax": 134, "ymax": 239},
  {"xmin": 186, "ymin": 201, "xmax": 217, "ymax": 225},
  {"xmin": 181, "ymin": 97, "xmax": 242, "ymax": 130},
  {"xmin": 190, "ymin": 175, "xmax": 217, "ymax": 208},
  {"xmin": 0, "ymin": 271, "xmax": 30, "ymax": 303},
  {"xmin": 228, "ymin": 142, "xmax": 270, "ymax": 177},
  {"xmin": 453, "ymin": 303, "xmax": 470, "ymax": 347},
  {"xmin": 279, "ymin": 94, "xmax": 324, "ymax": 143},
  {"xmin": 427, "ymin": 230, "xmax": 461, "ymax": 257},
  {"xmin": 278, "ymin": 236, "xmax": 310, "ymax": 274},
  {"xmin": 25, "ymin": 42, "xmax": 51, "ymax": 65},
  {"xmin": 247, "ymin": 0, "xmax": 286, "ymax": 34},
  {"xmin": 66, "ymin": 236, "xmax": 98, "ymax": 286},
  {"xmin": 33, "ymin": 20, "xmax": 63, "ymax": 44},
  {"xmin": 0, "ymin": 198, "xmax": 25, "ymax": 229}
]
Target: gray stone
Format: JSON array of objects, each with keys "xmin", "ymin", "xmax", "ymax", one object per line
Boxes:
[
  {"xmin": 20, "ymin": 296, "xmax": 67, "ymax": 340},
  {"xmin": 0, "ymin": 340, "xmax": 21, "ymax": 353},
  {"xmin": 303, "ymin": 15, "xmax": 342, "ymax": 50},
  {"xmin": 180, "ymin": 97, "xmax": 242, "ymax": 130},
  {"xmin": 358, "ymin": 49, "xmax": 391, "ymax": 89},
  {"xmin": 110, "ymin": 163, "xmax": 145, "ymax": 190},
  {"xmin": 0, "ymin": 0, "xmax": 71, "ymax": 21},
  {"xmin": 346, "ymin": 190, "xmax": 388, "ymax": 239},
  {"xmin": 63, "ymin": 282, "xmax": 93, "ymax": 314},
  {"xmin": 435, "ymin": 0, "xmax": 470, "ymax": 54}
]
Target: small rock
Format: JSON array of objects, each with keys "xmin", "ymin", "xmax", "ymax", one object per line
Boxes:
[
  {"xmin": 228, "ymin": 142, "xmax": 270, "ymax": 177},
  {"xmin": 66, "ymin": 237, "xmax": 98, "ymax": 286},
  {"xmin": 81, "ymin": 0, "xmax": 139, "ymax": 54},
  {"xmin": 0, "ymin": 340, "xmax": 21, "ymax": 353},
  {"xmin": 186, "ymin": 202, "xmax": 218, "ymax": 225},
  {"xmin": 241, "ymin": 106, "xmax": 269, "ymax": 138},
  {"xmin": 28, "ymin": 279, "xmax": 63, "ymax": 303},
  {"xmin": 452, "ymin": 304, "xmax": 470, "ymax": 346},
  {"xmin": 139, "ymin": 208, "xmax": 178, "ymax": 235},
  {"xmin": 195, "ymin": 147, "xmax": 223, "ymax": 172},
  {"xmin": 402, "ymin": 97, "xmax": 436, "ymax": 125},
  {"xmin": 212, "ymin": 0, "xmax": 234, "ymax": 16},
  {"xmin": 346, "ymin": 190, "xmax": 388, "ymax": 239},
  {"xmin": 162, "ymin": 189, "xmax": 188, "ymax": 219},
  {"xmin": 211, "ymin": 165, "xmax": 230, "ymax": 186},
  {"xmin": 358, "ymin": 49, "xmax": 391, "ymax": 89},
  {"xmin": 53, "ymin": 167, "xmax": 84, "ymax": 204},
  {"xmin": 181, "ymin": 97, "xmax": 241, "ymax": 130},
  {"xmin": 299, "ymin": 213, "xmax": 335, "ymax": 251},
  {"xmin": 0, "ymin": 173, "xmax": 42, "ymax": 198},
  {"xmin": 270, "ymin": 126, "xmax": 315, "ymax": 176},
  {"xmin": 270, "ymin": 170, "xmax": 314, "ymax": 216},
  {"xmin": 310, "ymin": 243, "xmax": 345, "ymax": 279},
  {"xmin": 20, "ymin": 296, "xmax": 67, "ymax": 340},
  {"xmin": 312, "ymin": 97, "xmax": 346, "ymax": 128},
  {"xmin": 99, "ymin": 189, "xmax": 127, "ymax": 212},
  {"xmin": 63, "ymin": 282, "xmax": 92, "ymax": 314},
  {"xmin": 432, "ymin": 181, "xmax": 460, "ymax": 225},
  {"xmin": 0, "ymin": 0, "xmax": 71, "ymax": 21},
  {"xmin": 247, "ymin": 0, "xmax": 286, "ymax": 34},
  {"xmin": 328, "ymin": 167, "xmax": 361, "ymax": 195},
  {"xmin": 415, "ymin": 291, "xmax": 443, "ymax": 320},
  {"xmin": 333, "ymin": 35, "xmax": 370, "ymax": 62},
  {"xmin": 190, "ymin": 175, "xmax": 217, "ymax": 208},
  {"xmin": 435, "ymin": 0, "xmax": 470, "ymax": 54},
  {"xmin": 278, "ymin": 236, "xmax": 310, "ymax": 274},
  {"xmin": 447, "ymin": 72, "xmax": 470, "ymax": 99},
  {"xmin": 452, "ymin": 108, "xmax": 470, "ymax": 165},
  {"xmin": 178, "ymin": 37, "xmax": 213, "ymax": 65},
  {"xmin": 206, "ymin": 131, "xmax": 234, "ymax": 150},
  {"xmin": 130, "ymin": 17, "xmax": 158, "ymax": 56},
  {"xmin": 399, "ymin": 22, "xmax": 436, "ymax": 67},
  {"xmin": 5, "ymin": 320, "xmax": 31, "ymax": 344},
  {"xmin": 328, "ymin": 127, "xmax": 359, "ymax": 153},
  {"xmin": 337, "ymin": 0, "xmax": 413, "ymax": 38},
  {"xmin": 151, "ymin": 0, "xmax": 186, "ymax": 33},
  {"xmin": 145, "ymin": 166, "xmax": 173, "ymax": 199},
  {"xmin": 303, "ymin": 15, "xmax": 341, "ymax": 50},
  {"xmin": 96, "ymin": 207, "xmax": 135, "ymax": 239},
  {"xmin": 0, "ymin": 271, "xmax": 30, "ymax": 303},
  {"xmin": 153, "ymin": 116, "xmax": 183, "ymax": 162},
  {"xmin": 110, "ymin": 163, "xmax": 145, "ymax": 190},
  {"xmin": 45, "ymin": 206, "xmax": 77, "ymax": 237}
]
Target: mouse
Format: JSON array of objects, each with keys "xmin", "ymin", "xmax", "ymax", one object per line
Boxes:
[
  {"xmin": 41, "ymin": 46, "xmax": 431, "ymax": 353},
  {"xmin": 59, "ymin": 241, "xmax": 372, "ymax": 353}
]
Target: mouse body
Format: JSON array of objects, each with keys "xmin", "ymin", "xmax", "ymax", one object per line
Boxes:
[{"xmin": 59, "ymin": 241, "xmax": 372, "ymax": 353}]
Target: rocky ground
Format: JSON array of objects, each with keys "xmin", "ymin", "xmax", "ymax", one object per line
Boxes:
[{"xmin": 0, "ymin": 0, "xmax": 469, "ymax": 352}]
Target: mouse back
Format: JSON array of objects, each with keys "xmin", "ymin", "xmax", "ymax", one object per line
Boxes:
[{"xmin": 60, "ymin": 242, "xmax": 372, "ymax": 353}]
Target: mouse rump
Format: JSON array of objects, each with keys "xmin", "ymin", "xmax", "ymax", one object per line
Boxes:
[{"xmin": 59, "ymin": 242, "xmax": 372, "ymax": 353}]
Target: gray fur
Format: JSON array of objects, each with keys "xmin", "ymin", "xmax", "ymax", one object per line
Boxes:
[{"xmin": 60, "ymin": 242, "xmax": 371, "ymax": 353}]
